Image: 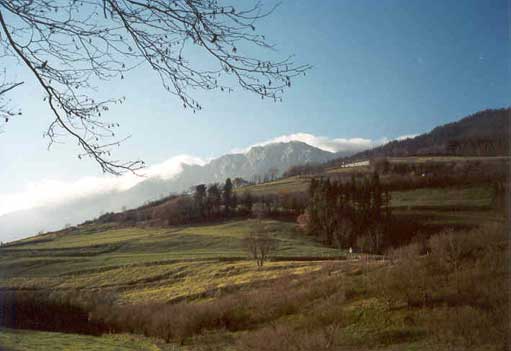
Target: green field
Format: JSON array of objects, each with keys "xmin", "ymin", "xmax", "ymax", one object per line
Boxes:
[
  {"xmin": 0, "ymin": 329, "xmax": 162, "ymax": 351},
  {"xmin": 0, "ymin": 220, "xmax": 341, "ymax": 303},
  {"xmin": 387, "ymin": 155, "xmax": 511, "ymax": 163},
  {"xmin": 391, "ymin": 185, "xmax": 494, "ymax": 209},
  {"xmin": 235, "ymin": 175, "xmax": 311, "ymax": 195},
  {"xmin": 0, "ymin": 219, "xmax": 345, "ymax": 350},
  {"xmin": 0, "ymin": 183, "xmax": 499, "ymax": 298},
  {"xmin": 1, "ymin": 156, "xmax": 506, "ymax": 350}
]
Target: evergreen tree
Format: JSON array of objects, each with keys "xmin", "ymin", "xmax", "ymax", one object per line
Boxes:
[
  {"xmin": 241, "ymin": 191, "xmax": 254, "ymax": 212},
  {"xmin": 306, "ymin": 172, "xmax": 392, "ymax": 252},
  {"xmin": 207, "ymin": 184, "xmax": 221, "ymax": 218},
  {"xmin": 223, "ymin": 178, "xmax": 234, "ymax": 216},
  {"xmin": 193, "ymin": 184, "xmax": 207, "ymax": 219}
]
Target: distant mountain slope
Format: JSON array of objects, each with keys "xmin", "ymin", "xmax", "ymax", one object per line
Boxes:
[
  {"xmin": 3, "ymin": 108, "xmax": 508, "ymax": 242},
  {"xmin": 344, "ymin": 108, "xmax": 510, "ymax": 161},
  {"xmin": 0, "ymin": 141, "xmax": 338, "ymax": 241},
  {"xmin": 175, "ymin": 141, "xmax": 336, "ymax": 185}
]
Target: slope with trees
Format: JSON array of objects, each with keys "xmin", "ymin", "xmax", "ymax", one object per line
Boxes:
[{"xmin": 338, "ymin": 108, "xmax": 510, "ymax": 163}]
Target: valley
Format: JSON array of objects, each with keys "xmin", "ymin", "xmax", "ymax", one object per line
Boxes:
[
  {"xmin": 1, "ymin": 152, "xmax": 508, "ymax": 350},
  {"xmin": 0, "ymin": 109, "xmax": 509, "ymax": 350},
  {"xmin": 1, "ymin": 1, "xmax": 509, "ymax": 349}
]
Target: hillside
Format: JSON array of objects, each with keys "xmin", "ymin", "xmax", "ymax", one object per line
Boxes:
[
  {"xmin": 341, "ymin": 108, "xmax": 510, "ymax": 162},
  {"xmin": 17, "ymin": 108, "xmax": 506, "ymax": 241},
  {"xmin": 1, "ymin": 216, "xmax": 508, "ymax": 350},
  {"xmin": 0, "ymin": 142, "xmax": 339, "ymax": 242},
  {"xmin": 2, "ymin": 108, "xmax": 508, "ymax": 242},
  {"xmin": 0, "ymin": 220, "xmax": 341, "ymax": 305},
  {"xmin": 1, "ymin": 145, "xmax": 508, "ymax": 350}
]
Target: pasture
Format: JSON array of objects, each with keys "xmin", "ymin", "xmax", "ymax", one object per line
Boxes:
[
  {"xmin": 0, "ymin": 220, "xmax": 340, "ymax": 304},
  {"xmin": 0, "ymin": 156, "xmax": 506, "ymax": 350},
  {"xmin": 0, "ymin": 329, "xmax": 162, "ymax": 351}
]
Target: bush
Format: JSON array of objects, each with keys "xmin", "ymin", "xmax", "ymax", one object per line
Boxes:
[
  {"xmin": 424, "ymin": 306, "xmax": 508, "ymax": 350},
  {"xmin": 371, "ymin": 223, "xmax": 510, "ymax": 349}
]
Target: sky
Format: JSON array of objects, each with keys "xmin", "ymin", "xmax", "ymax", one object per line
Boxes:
[{"xmin": 0, "ymin": 0, "xmax": 509, "ymax": 216}]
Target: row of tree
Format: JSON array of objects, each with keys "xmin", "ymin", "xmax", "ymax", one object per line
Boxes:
[
  {"xmin": 191, "ymin": 179, "xmax": 308, "ymax": 221},
  {"xmin": 193, "ymin": 178, "xmax": 252, "ymax": 219},
  {"xmin": 304, "ymin": 172, "xmax": 392, "ymax": 253}
]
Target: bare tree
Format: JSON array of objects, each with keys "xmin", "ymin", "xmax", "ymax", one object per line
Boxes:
[
  {"xmin": 241, "ymin": 231, "xmax": 278, "ymax": 267},
  {"xmin": 0, "ymin": 1, "xmax": 310, "ymax": 174},
  {"xmin": 268, "ymin": 167, "xmax": 279, "ymax": 181},
  {"xmin": 332, "ymin": 217, "xmax": 352, "ymax": 251},
  {"xmin": 0, "ymin": 69, "xmax": 23, "ymax": 132}
]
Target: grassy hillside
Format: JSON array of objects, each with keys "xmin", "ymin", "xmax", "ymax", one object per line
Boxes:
[
  {"xmin": 0, "ymin": 219, "xmax": 346, "ymax": 350},
  {"xmin": 391, "ymin": 185, "xmax": 494, "ymax": 209},
  {"xmin": 0, "ymin": 329, "xmax": 162, "ymax": 351},
  {"xmin": 235, "ymin": 175, "xmax": 312, "ymax": 195},
  {"xmin": 0, "ymin": 220, "xmax": 340, "ymax": 304},
  {"xmin": 1, "ymin": 155, "xmax": 507, "ymax": 350},
  {"xmin": 3, "ymin": 223, "xmax": 507, "ymax": 351},
  {"xmin": 237, "ymin": 156, "xmax": 508, "ymax": 196}
]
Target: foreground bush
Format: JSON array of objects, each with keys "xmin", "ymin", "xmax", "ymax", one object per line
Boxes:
[
  {"xmin": 86, "ymin": 271, "xmax": 346, "ymax": 344},
  {"xmin": 372, "ymin": 223, "xmax": 509, "ymax": 349}
]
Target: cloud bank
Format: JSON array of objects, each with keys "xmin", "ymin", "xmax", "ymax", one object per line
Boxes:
[
  {"xmin": 395, "ymin": 134, "xmax": 418, "ymax": 141},
  {"xmin": 0, "ymin": 132, "xmax": 417, "ymax": 217},
  {"xmin": 0, "ymin": 154, "xmax": 205, "ymax": 217},
  {"xmin": 232, "ymin": 132, "xmax": 389, "ymax": 154}
]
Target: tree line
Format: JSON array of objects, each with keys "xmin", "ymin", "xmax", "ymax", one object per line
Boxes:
[
  {"xmin": 190, "ymin": 178, "xmax": 307, "ymax": 222},
  {"xmin": 193, "ymin": 178, "xmax": 240, "ymax": 219},
  {"xmin": 303, "ymin": 172, "xmax": 392, "ymax": 254},
  {"xmin": 94, "ymin": 177, "xmax": 308, "ymax": 227},
  {"xmin": 94, "ymin": 173, "xmax": 397, "ymax": 254}
]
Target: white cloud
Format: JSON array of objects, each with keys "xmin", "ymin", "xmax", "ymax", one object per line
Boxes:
[
  {"xmin": 231, "ymin": 132, "xmax": 388, "ymax": 154},
  {"xmin": 0, "ymin": 132, "xmax": 420, "ymax": 217},
  {"xmin": 395, "ymin": 134, "xmax": 418, "ymax": 141},
  {"xmin": 0, "ymin": 154, "xmax": 205, "ymax": 216}
]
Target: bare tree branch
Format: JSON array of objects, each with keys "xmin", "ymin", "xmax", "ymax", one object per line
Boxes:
[
  {"xmin": 0, "ymin": 70, "xmax": 23, "ymax": 131},
  {"xmin": 0, "ymin": 80, "xmax": 23, "ymax": 96},
  {"xmin": 0, "ymin": 0, "xmax": 311, "ymax": 174}
]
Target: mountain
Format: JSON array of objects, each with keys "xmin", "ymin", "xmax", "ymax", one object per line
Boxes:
[
  {"xmin": 5, "ymin": 108, "xmax": 507, "ymax": 242},
  {"xmin": 342, "ymin": 108, "xmax": 510, "ymax": 162},
  {"xmin": 0, "ymin": 141, "xmax": 338, "ymax": 242},
  {"xmin": 176, "ymin": 141, "xmax": 336, "ymax": 185}
]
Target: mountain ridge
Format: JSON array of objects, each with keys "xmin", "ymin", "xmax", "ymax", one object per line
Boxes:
[
  {"xmin": 0, "ymin": 141, "xmax": 339, "ymax": 241},
  {"xmin": 2, "ymin": 108, "xmax": 508, "ymax": 242},
  {"xmin": 340, "ymin": 108, "xmax": 510, "ymax": 162}
]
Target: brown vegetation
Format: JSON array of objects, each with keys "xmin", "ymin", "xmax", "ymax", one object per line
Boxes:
[
  {"xmin": 374, "ymin": 223, "xmax": 509, "ymax": 349},
  {"xmin": 241, "ymin": 231, "xmax": 279, "ymax": 267}
]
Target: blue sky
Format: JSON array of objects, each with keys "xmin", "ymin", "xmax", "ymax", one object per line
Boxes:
[{"xmin": 0, "ymin": 0, "xmax": 509, "ymax": 210}]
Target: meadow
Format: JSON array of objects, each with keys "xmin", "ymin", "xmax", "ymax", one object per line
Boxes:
[
  {"xmin": 0, "ymin": 329, "xmax": 162, "ymax": 351},
  {"xmin": 0, "ymin": 220, "xmax": 340, "ymax": 303},
  {"xmin": 3, "ymin": 221, "xmax": 507, "ymax": 351},
  {"xmin": 0, "ymin": 156, "xmax": 508, "ymax": 350}
]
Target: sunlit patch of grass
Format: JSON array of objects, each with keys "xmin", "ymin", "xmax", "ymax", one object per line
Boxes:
[
  {"xmin": 0, "ymin": 328, "xmax": 162, "ymax": 351},
  {"xmin": 391, "ymin": 185, "xmax": 494, "ymax": 209},
  {"xmin": 120, "ymin": 260, "xmax": 324, "ymax": 304},
  {"xmin": 234, "ymin": 176, "xmax": 311, "ymax": 195},
  {"xmin": 315, "ymin": 294, "xmax": 429, "ymax": 351},
  {"xmin": 389, "ymin": 155, "xmax": 510, "ymax": 164},
  {"xmin": 0, "ymin": 220, "xmax": 340, "ymax": 281},
  {"xmin": 6, "ymin": 227, "xmax": 170, "ymax": 250},
  {"xmin": 0, "ymin": 219, "xmax": 340, "ymax": 306}
]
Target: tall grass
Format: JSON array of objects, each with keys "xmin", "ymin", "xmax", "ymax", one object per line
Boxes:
[{"xmin": 1, "ymin": 223, "xmax": 508, "ymax": 350}]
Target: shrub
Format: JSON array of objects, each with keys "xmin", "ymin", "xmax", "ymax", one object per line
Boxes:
[
  {"xmin": 424, "ymin": 306, "xmax": 508, "ymax": 350},
  {"xmin": 371, "ymin": 223, "xmax": 510, "ymax": 348}
]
